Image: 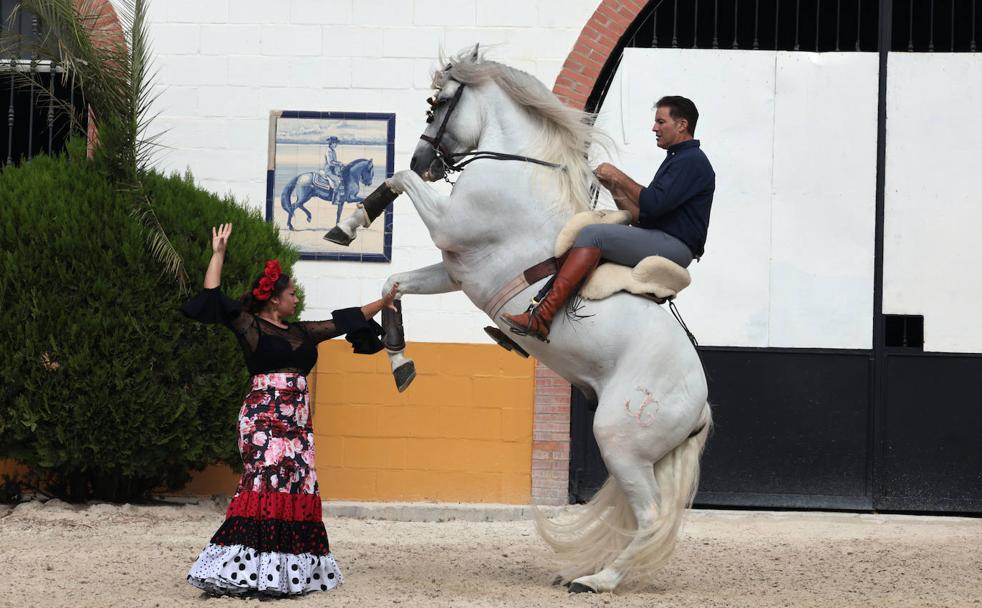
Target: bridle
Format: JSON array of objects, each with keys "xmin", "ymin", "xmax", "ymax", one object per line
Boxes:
[{"xmin": 419, "ymin": 78, "xmax": 565, "ymax": 178}]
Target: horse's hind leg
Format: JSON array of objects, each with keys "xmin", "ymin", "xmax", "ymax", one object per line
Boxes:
[
  {"xmin": 299, "ymin": 200, "xmax": 313, "ymax": 223},
  {"xmin": 567, "ymin": 449, "xmax": 660, "ymax": 594},
  {"xmin": 567, "ymin": 389, "xmax": 709, "ymax": 593}
]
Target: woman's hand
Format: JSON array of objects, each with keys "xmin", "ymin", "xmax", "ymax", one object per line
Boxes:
[
  {"xmin": 382, "ymin": 282, "xmax": 400, "ymax": 311},
  {"xmin": 212, "ymin": 223, "xmax": 232, "ymax": 255}
]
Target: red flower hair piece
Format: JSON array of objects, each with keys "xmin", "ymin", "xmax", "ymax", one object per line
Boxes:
[{"xmin": 252, "ymin": 259, "xmax": 283, "ymax": 301}]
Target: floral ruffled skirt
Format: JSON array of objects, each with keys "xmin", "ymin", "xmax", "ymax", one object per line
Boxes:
[{"xmin": 187, "ymin": 373, "xmax": 342, "ymax": 596}]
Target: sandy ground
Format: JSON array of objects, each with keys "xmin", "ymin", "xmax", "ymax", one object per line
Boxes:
[{"xmin": 0, "ymin": 499, "xmax": 979, "ymax": 608}]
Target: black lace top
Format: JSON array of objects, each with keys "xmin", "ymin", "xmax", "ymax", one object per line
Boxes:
[{"xmin": 181, "ymin": 287, "xmax": 384, "ymax": 376}]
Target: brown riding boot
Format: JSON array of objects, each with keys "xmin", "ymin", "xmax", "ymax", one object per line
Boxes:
[{"xmin": 501, "ymin": 246, "xmax": 602, "ymax": 342}]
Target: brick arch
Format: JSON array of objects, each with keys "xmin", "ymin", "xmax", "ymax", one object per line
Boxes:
[
  {"xmin": 530, "ymin": 0, "xmax": 649, "ymax": 506},
  {"xmin": 74, "ymin": 0, "xmax": 125, "ymax": 153},
  {"xmin": 553, "ymin": 0, "xmax": 648, "ymax": 110}
]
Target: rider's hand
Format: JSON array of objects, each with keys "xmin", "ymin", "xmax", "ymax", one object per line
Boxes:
[
  {"xmin": 593, "ymin": 162, "xmax": 618, "ymax": 186},
  {"xmin": 212, "ymin": 223, "xmax": 232, "ymax": 255}
]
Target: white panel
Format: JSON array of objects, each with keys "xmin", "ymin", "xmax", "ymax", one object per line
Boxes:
[
  {"xmin": 885, "ymin": 54, "xmax": 982, "ymax": 353},
  {"xmin": 595, "ymin": 48, "xmax": 778, "ymax": 347},
  {"xmin": 593, "ymin": 49, "xmax": 878, "ymax": 349},
  {"xmin": 768, "ymin": 52, "xmax": 878, "ymax": 349}
]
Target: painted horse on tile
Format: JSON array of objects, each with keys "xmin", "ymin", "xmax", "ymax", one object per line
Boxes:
[
  {"xmin": 279, "ymin": 157, "xmax": 375, "ymax": 230},
  {"xmin": 330, "ymin": 47, "xmax": 711, "ymax": 593}
]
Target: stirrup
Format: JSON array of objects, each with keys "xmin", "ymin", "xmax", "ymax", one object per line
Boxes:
[{"xmin": 503, "ymin": 310, "xmax": 550, "ymax": 344}]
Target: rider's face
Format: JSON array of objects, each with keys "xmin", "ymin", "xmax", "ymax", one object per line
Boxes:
[{"xmin": 652, "ymin": 107, "xmax": 688, "ymax": 149}]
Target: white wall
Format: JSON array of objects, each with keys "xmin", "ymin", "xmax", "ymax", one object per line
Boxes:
[
  {"xmin": 592, "ymin": 48, "xmax": 879, "ymax": 349},
  {"xmin": 136, "ymin": 0, "xmax": 601, "ymax": 342},
  {"xmin": 885, "ymin": 54, "xmax": 982, "ymax": 354}
]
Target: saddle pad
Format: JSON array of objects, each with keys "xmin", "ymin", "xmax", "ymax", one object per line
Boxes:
[
  {"xmin": 554, "ymin": 209, "xmax": 632, "ymax": 257},
  {"xmin": 312, "ymin": 174, "xmax": 336, "ymax": 191},
  {"xmin": 580, "ymin": 255, "xmax": 691, "ymax": 302}
]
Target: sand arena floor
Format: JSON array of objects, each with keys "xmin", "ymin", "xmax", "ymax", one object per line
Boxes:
[{"xmin": 0, "ymin": 498, "xmax": 979, "ymax": 608}]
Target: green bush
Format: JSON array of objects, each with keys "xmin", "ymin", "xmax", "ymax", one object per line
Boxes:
[{"xmin": 0, "ymin": 140, "xmax": 301, "ymax": 502}]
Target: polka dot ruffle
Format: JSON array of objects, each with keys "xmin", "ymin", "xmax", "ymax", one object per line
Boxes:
[{"xmin": 187, "ymin": 543, "xmax": 342, "ymax": 596}]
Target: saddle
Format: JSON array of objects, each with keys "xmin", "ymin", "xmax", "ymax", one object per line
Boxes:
[
  {"xmin": 312, "ymin": 173, "xmax": 338, "ymax": 192},
  {"xmin": 556, "ymin": 210, "xmax": 691, "ymax": 304},
  {"xmin": 482, "ymin": 209, "xmax": 692, "ymax": 357}
]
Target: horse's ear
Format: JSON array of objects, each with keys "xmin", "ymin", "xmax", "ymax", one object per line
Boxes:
[{"xmin": 470, "ymin": 43, "xmax": 480, "ymax": 61}]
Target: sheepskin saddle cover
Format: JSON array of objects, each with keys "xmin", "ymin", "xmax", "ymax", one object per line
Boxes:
[{"xmin": 555, "ymin": 210, "xmax": 691, "ymax": 303}]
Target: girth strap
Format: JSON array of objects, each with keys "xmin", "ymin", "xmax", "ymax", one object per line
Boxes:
[{"xmin": 484, "ymin": 257, "xmax": 558, "ymax": 319}]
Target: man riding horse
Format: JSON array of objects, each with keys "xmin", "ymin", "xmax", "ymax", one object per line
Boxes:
[
  {"xmin": 502, "ymin": 95, "xmax": 716, "ymax": 342},
  {"xmin": 319, "ymin": 136, "xmax": 345, "ymax": 204}
]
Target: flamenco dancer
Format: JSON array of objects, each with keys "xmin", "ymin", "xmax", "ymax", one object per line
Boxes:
[{"xmin": 181, "ymin": 223, "xmax": 396, "ymax": 597}]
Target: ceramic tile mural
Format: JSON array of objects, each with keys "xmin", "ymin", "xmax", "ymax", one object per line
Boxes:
[{"xmin": 266, "ymin": 111, "xmax": 395, "ymax": 261}]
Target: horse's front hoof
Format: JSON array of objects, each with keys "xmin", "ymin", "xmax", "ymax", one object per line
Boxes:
[
  {"xmin": 567, "ymin": 582, "xmax": 596, "ymax": 594},
  {"xmin": 393, "ymin": 361, "xmax": 416, "ymax": 393},
  {"xmin": 323, "ymin": 226, "xmax": 354, "ymax": 246}
]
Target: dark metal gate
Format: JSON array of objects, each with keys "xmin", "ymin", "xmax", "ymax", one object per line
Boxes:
[
  {"xmin": 1, "ymin": 0, "xmax": 85, "ymax": 168},
  {"xmin": 570, "ymin": 0, "xmax": 982, "ymax": 514}
]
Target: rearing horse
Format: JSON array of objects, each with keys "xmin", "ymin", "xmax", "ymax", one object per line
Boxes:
[
  {"xmin": 337, "ymin": 48, "xmax": 711, "ymax": 593},
  {"xmin": 279, "ymin": 157, "xmax": 375, "ymax": 230}
]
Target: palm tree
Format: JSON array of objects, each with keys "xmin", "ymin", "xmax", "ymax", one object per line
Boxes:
[{"xmin": 1, "ymin": 0, "xmax": 187, "ymax": 287}]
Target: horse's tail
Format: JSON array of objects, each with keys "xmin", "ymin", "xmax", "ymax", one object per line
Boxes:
[
  {"xmin": 534, "ymin": 402, "xmax": 712, "ymax": 584},
  {"xmin": 280, "ymin": 175, "xmax": 300, "ymax": 214}
]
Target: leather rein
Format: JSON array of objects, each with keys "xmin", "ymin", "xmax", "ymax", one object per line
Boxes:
[{"xmin": 420, "ymin": 81, "xmax": 564, "ymax": 176}]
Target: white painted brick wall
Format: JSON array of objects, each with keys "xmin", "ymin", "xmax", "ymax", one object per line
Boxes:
[
  {"xmin": 133, "ymin": 0, "xmax": 602, "ymax": 343},
  {"xmin": 149, "ymin": 24, "xmax": 200, "ymax": 55},
  {"xmin": 199, "ymin": 25, "xmax": 261, "ymax": 56},
  {"xmin": 413, "ymin": 0, "xmax": 477, "ymax": 27},
  {"xmin": 260, "ymin": 25, "xmax": 323, "ymax": 56},
  {"xmin": 164, "ymin": 0, "xmax": 228, "ymax": 24},
  {"xmin": 476, "ymin": 0, "xmax": 535, "ymax": 27}
]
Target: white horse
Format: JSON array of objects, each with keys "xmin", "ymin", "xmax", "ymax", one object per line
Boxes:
[{"xmin": 338, "ymin": 48, "xmax": 712, "ymax": 593}]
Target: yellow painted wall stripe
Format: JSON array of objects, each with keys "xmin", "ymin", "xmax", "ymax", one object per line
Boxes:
[{"xmin": 3, "ymin": 342, "xmax": 536, "ymax": 503}]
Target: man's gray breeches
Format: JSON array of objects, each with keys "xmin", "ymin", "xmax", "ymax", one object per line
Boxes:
[{"xmin": 572, "ymin": 223, "xmax": 694, "ymax": 268}]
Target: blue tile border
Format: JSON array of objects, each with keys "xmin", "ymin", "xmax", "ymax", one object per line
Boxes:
[{"xmin": 265, "ymin": 111, "xmax": 396, "ymax": 263}]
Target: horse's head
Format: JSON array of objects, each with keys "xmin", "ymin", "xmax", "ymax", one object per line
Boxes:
[
  {"xmin": 411, "ymin": 45, "xmax": 484, "ymax": 181},
  {"xmin": 361, "ymin": 159, "xmax": 374, "ymax": 186}
]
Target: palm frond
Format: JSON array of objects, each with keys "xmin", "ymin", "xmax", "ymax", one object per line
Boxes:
[
  {"xmin": 132, "ymin": 198, "xmax": 190, "ymax": 291},
  {"xmin": 3, "ymin": 0, "xmax": 185, "ymax": 287}
]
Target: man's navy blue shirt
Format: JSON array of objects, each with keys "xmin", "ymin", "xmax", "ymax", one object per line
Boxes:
[{"xmin": 637, "ymin": 139, "xmax": 715, "ymax": 258}]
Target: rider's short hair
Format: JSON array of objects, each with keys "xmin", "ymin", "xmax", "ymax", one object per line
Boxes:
[{"xmin": 655, "ymin": 96, "xmax": 699, "ymax": 136}]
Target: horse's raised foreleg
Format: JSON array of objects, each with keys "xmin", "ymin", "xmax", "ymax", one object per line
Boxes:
[
  {"xmin": 380, "ymin": 262, "xmax": 461, "ymax": 392},
  {"xmin": 328, "ymin": 170, "xmax": 444, "ymax": 246},
  {"xmin": 386, "ymin": 170, "xmax": 450, "ymax": 233}
]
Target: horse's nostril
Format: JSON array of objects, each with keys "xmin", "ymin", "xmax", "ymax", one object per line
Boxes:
[{"xmin": 410, "ymin": 157, "xmax": 418, "ymax": 171}]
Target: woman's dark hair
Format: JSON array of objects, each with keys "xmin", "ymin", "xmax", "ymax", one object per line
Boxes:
[
  {"xmin": 240, "ymin": 271, "xmax": 291, "ymax": 313},
  {"xmin": 656, "ymin": 95, "xmax": 699, "ymax": 136}
]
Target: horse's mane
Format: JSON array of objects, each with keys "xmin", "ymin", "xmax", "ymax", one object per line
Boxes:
[{"xmin": 433, "ymin": 49, "xmax": 609, "ymax": 214}]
